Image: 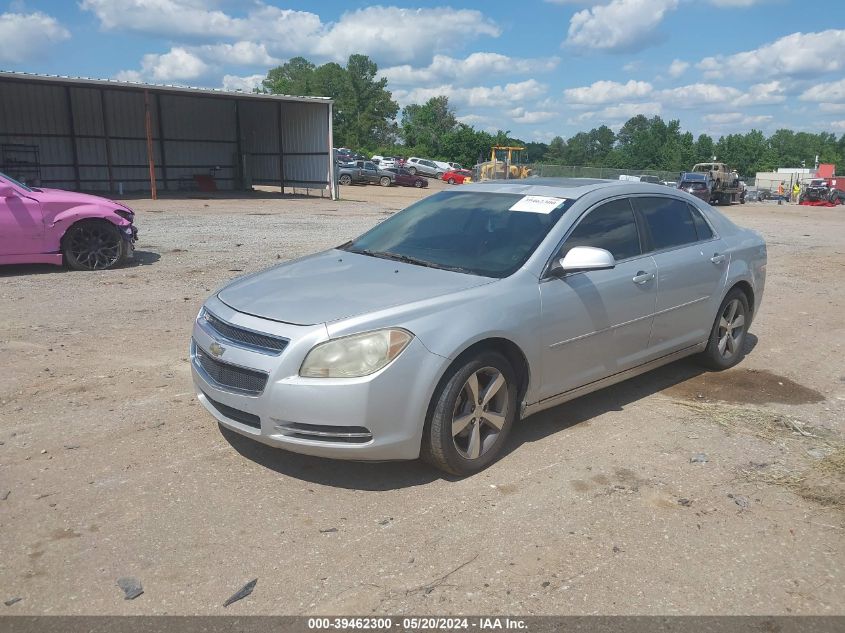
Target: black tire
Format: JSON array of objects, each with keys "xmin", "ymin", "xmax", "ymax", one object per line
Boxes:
[
  {"xmin": 435, "ymin": 172, "xmax": 444, "ymax": 179},
  {"xmin": 63, "ymin": 220, "xmax": 130, "ymax": 271},
  {"xmin": 339, "ymin": 174, "xmax": 352, "ymax": 186},
  {"xmin": 407, "ymin": 166, "xmax": 417, "ymax": 175},
  {"xmin": 421, "ymin": 351, "xmax": 518, "ymax": 476},
  {"xmin": 379, "ymin": 176, "xmax": 391, "ymax": 187},
  {"xmin": 414, "ymin": 179, "xmax": 424, "ymax": 188},
  {"xmin": 447, "ymin": 178, "xmax": 456, "ymax": 184},
  {"xmin": 697, "ymin": 288, "xmax": 750, "ymax": 371}
]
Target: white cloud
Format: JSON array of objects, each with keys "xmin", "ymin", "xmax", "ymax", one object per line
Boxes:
[
  {"xmin": 733, "ymin": 80, "xmax": 785, "ymax": 106},
  {"xmin": 800, "ymin": 78, "xmax": 845, "ymax": 104},
  {"xmin": 508, "ymin": 108, "xmax": 558, "ymax": 124},
  {"xmin": 564, "ymin": 80, "xmax": 653, "ymax": 105},
  {"xmin": 394, "ymin": 79, "xmax": 547, "ymax": 109},
  {"xmin": 380, "ymin": 52, "xmax": 558, "ymax": 86},
  {"xmin": 197, "ymin": 42, "xmax": 279, "ymax": 67},
  {"xmin": 117, "ymin": 47, "xmax": 210, "ymax": 82},
  {"xmin": 667, "ymin": 59, "xmax": 689, "ymax": 78},
  {"xmin": 571, "ymin": 102, "xmax": 662, "ymax": 124},
  {"xmin": 0, "ymin": 11, "xmax": 70, "ymax": 64},
  {"xmin": 658, "ymin": 83, "xmax": 741, "ymax": 107},
  {"xmin": 819, "ymin": 103, "xmax": 845, "ymax": 113},
  {"xmin": 310, "ymin": 7, "xmax": 499, "ymax": 65},
  {"xmin": 222, "ymin": 73, "xmax": 265, "ymax": 92},
  {"xmin": 565, "ymin": 0, "xmax": 679, "ymax": 53},
  {"xmin": 82, "ymin": 1, "xmax": 500, "ymax": 66},
  {"xmin": 698, "ymin": 30, "xmax": 845, "ymax": 79},
  {"xmin": 702, "ymin": 112, "xmax": 772, "ymax": 125},
  {"xmin": 830, "ymin": 120, "xmax": 845, "ymax": 131}
]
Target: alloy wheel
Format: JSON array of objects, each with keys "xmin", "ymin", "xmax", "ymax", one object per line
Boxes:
[
  {"xmin": 717, "ymin": 299, "xmax": 745, "ymax": 359},
  {"xmin": 68, "ymin": 224, "xmax": 122, "ymax": 270},
  {"xmin": 451, "ymin": 367, "xmax": 509, "ymax": 460}
]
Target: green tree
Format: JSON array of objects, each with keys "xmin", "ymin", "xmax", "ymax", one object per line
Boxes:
[
  {"xmin": 261, "ymin": 57, "xmax": 316, "ymax": 95},
  {"xmin": 400, "ymin": 96, "xmax": 458, "ymax": 157}
]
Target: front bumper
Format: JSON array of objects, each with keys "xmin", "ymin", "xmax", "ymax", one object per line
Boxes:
[{"xmin": 190, "ymin": 295, "xmax": 448, "ymax": 460}]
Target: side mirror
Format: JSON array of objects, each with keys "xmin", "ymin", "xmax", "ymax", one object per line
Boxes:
[
  {"xmin": 0, "ymin": 184, "xmax": 17, "ymax": 198},
  {"xmin": 551, "ymin": 246, "xmax": 616, "ymax": 276}
]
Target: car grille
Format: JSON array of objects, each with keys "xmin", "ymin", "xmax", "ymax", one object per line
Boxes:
[
  {"xmin": 203, "ymin": 310, "xmax": 288, "ymax": 354},
  {"xmin": 202, "ymin": 392, "xmax": 261, "ymax": 429},
  {"xmin": 194, "ymin": 345, "xmax": 268, "ymax": 395},
  {"xmin": 274, "ymin": 422, "xmax": 373, "ymax": 444}
]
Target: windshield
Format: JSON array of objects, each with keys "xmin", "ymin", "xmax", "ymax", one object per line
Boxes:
[
  {"xmin": 0, "ymin": 171, "xmax": 33, "ymax": 192},
  {"xmin": 341, "ymin": 191, "xmax": 572, "ymax": 278}
]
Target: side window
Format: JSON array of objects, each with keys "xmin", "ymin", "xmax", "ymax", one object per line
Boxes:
[
  {"xmin": 561, "ymin": 198, "xmax": 641, "ymax": 261},
  {"xmin": 632, "ymin": 196, "xmax": 698, "ymax": 251},
  {"xmin": 364, "ymin": 162, "xmax": 376, "ymax": 171},
  {"xmin": 687, "ymin": 204, "xmax": 714, "ymax": 240}
]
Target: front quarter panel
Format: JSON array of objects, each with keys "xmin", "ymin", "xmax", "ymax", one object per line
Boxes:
[
  {"xmin": 325, "ymin": 271, "xmax": 544, "ymax": 405},
  {"xmin": 42, "ymin": 204, "xmax": 131, "ymax": 253}
]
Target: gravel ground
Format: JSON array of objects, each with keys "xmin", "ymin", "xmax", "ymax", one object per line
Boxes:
[{"xmin": 1, "ymin": 181, "xmax": 844, "ymax": 615}]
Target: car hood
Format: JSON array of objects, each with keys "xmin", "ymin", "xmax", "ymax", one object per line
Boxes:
[
  {"xmin": 217, "ymin": 249, "xmax": 495, "ymax": 326},
  {"xmin": 26, "ymin": 189, "xmax": 134, "ymax": 213}
]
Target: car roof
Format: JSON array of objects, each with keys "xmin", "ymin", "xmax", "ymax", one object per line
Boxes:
[{"xmin": 461, "ymin": 177, "xmax": 635, "ymax": 198}]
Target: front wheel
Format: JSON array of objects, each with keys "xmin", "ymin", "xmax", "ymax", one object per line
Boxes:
[
  {"xmin": 339, "ymin": 174, "xmax": 352, "ymax": 186},
  {"xmin": 698, "ymin": 289, "xmax": 750, "ymax": 370},
  {"xmin": 379, "ymin": 176, "xmax": 391, "ymax": 187},
  {"xmin": 422, "ymin": 351, "xmax": 517, "ymax": 476},
  {"xmin": 447, "ymin": 178, "xmax": 455, "ymax": 184},
  {"xmin": 63, "ymin": 220, "xmax": 130, "ymax": 271},
  {"xmin": 435, "ymin": 172, "xmax": 444, "ymax": 179},
  {"xmin": 414, "ymin": 179, "xmax": 424, "ymax": 188}
]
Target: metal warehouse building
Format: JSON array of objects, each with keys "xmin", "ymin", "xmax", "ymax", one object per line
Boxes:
[{"xmin": 0, "ymin": 72, "xmax": 336, "ymax": 199}]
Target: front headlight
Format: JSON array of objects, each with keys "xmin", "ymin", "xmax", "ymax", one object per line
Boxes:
[{"xmin": 300, "ymin": 329, "xmax": 413, "ymax": 378}]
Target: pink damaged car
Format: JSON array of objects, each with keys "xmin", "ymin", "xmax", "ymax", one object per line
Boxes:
[{"xmin": 0, "ymin": 171, "xmax": 138, "ymax": 270}]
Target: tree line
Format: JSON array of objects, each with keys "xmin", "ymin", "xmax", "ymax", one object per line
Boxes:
[{"xmin": 261, "ymin": 55, "xmax": 845, "ymax": 176}]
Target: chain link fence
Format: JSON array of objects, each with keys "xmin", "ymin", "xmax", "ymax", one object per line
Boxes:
[{"xmin": 525, "ymin": 164, "xmax": 682, "ymax": 182}]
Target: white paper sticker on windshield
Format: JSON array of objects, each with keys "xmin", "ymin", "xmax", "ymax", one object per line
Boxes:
[{"xmin": 508, "ymin": 195, "xmax": 566, "ymax": 214}]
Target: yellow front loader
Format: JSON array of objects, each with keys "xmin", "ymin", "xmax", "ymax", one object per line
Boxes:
[{"xmin": 477, "ymin": 146, "xmax": 532, "ymax": 181}]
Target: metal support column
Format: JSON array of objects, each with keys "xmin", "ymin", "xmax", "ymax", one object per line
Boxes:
[
  {"xmin": 277, "ymin": 100, "xmax": 285, "ymax": 194},
  {"xmin": 155, "ymin": 93, "xmax": 168, "ymax": 191},
  {"xmin": 100, "ymin": 89, "xmax": 114, "ymax": 193},
  {"xmin": 143, "ymin": 89, "xmax": 158, "ymax": 200},
  {"xmin": 64, "ymin": 86, "xmax": 80, "ymax": 190}
]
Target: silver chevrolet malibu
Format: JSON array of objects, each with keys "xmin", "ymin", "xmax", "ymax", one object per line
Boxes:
[{"xmin": 191, "ymin": 179, "xmax": 766, "ymax": 475}]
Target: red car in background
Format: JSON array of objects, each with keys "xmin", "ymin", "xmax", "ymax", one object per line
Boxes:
[
  {"xmin": 442, "ymin": 169, "xmax": 473, "ymax": 185},
  {"xmin": 383, "ymin": 167, "xmax": 427, "ymax": 188}
]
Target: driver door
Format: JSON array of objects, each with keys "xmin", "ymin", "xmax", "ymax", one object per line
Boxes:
[
  {"xmin": 0, "ymin": 188, "xmax": 43, "ymax": 255},
  {"xmin": 538, "ymin": 197, "xmax": 658, "ymax": 401}
]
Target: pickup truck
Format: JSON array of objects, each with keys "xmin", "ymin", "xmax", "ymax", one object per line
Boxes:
[
  {"xmin": 337, "ymin": 160, "xmax": 394, "ymax": 187},
  {"xmin": 681, "ymin": 163, "xmax": 745, "ymax": 204}
]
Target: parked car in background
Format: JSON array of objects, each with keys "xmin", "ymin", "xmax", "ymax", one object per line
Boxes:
[
  {"xmin": 443, "ymin": 169, "xmax": 473, "ymax": 185},
  {"xmin": 448, "ymin": 162, "xmax": 464, "ymax": 171},
  {"xmin": 191, "ymin": 179, "xmax": 766, "ymax": 475},
  {"xmin": 372, "ymin": 156, "xmax": 396, "ymax": 169},
  {"xmin": 384, "ymin": 167, "xmax": 427, "ymax": 188},
  {"xmin": 678, "ymin": 180, "xmax": 710, "ymax": 202},
  {"xmin": 0, "ymin": 170, "xmax": 138, "ymax": 270},
  {"xmin": 337, "ymin": 161, "xmax": 394, "ymax": 187},
  {"xmin": 406, "ymin": 157, "xmax": 445, "ymax": 178}
]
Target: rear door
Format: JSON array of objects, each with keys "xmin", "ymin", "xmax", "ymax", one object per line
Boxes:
[
  {"xmin": 631, "ymin": 196, "xmax": 728, "ymax": 356},
  {"xmin": 538, "ymin": 197, "xmax": 658, "ymax": 400}
]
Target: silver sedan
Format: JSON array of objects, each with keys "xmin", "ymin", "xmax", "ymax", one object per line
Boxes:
[{"xmin": 190, "ymin": 179, "xmax": 766, "ymax": 475}]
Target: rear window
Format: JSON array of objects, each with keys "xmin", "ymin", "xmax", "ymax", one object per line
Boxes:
[{"xmin": 632, "ymin": 197, "xmax": 699, "ymax": 251}]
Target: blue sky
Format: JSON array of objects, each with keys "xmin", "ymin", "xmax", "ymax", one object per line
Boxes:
[{"xmin": 2, "ymin": 0, "xmax": 844, "ymax": 143}]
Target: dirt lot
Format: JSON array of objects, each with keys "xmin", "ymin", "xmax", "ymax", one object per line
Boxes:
[{"xmin": 1, "ymin": 179, "xmax": 844, "ymax": 615}]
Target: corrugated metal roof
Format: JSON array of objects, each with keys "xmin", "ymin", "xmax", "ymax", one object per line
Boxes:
[{"xmin": 0, "ymin": 70, "xmax": 332, "ymax": 104}]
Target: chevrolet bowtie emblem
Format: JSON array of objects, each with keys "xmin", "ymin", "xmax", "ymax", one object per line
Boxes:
[{"xmin": 209, "ymin": 342, "xmax": 225, "ymax": 357}]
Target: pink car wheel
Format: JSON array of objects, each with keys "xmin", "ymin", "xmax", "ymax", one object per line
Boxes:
[{"xmin": 63, "ymin": 220, "xmax": 130, "ymax": 270}]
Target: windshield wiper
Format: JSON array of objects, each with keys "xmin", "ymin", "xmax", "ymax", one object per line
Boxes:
[{"xmin": 351, "ymin": 248, "xmax": 473, "ymax": 274}]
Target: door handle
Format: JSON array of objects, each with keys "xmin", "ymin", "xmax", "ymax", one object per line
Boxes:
[
  {"xmin": 632, "ymin": 271, "xmax": 655, "ymax": 284},
  {"xmin": 710, "ymin": 253, "xmax": 726, "ymax": 264}
]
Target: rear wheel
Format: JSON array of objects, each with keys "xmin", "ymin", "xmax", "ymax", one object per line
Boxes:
[
  {"xmin": 698, "ymin": 288, "xmax": 749, "ymax": 370},
  {"xmin": 407, "ymin": 166, "xmax": 417, "ymax": 175},
  {"xmin": 339, "ymin": 174, "xmax": 352, "ymax": 186},
  {"xmin": 63, "ymin": 220, "xmax": 129, "ymax": 271},
  {"xmin": 379, "ymin": 176, "xmax": 391, "ymax": 187},
  {"xmin": 422, "ymin": 351, "xmax": 517, "ymax": 476},
  {"xmin": 414, "ymin": 179, "xmax": 424, "ymax": 188},
  {"xmin": 447, "ymin": 178, "xmax": 455, "ymax": 184}
]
